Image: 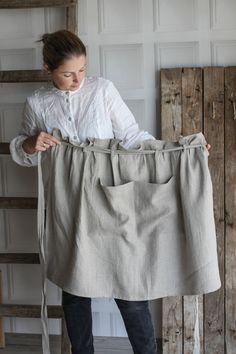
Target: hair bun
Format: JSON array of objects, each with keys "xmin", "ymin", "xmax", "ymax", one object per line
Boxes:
[{"xmin": 41, "ymin": 33, "xmax": 51, "ymax": 44}]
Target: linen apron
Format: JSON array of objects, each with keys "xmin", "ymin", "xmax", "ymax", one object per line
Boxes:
[{"xmin": 37, "ymin": 129, "xmax": 221, "ymax": 354}]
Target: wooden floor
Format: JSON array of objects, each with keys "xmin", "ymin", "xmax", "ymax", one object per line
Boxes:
[
  {"xmin": 0, "ymin": 333, "xmax": 162, "ymax": 353},
  {"xmin": 0, "ymin": 333, "xmax": 134, "ymax": 353}
]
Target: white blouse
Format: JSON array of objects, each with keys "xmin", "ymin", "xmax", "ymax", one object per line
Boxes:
[{"xmin": 10, "ymin": 76, "xmax": 155, "ymax": 167}]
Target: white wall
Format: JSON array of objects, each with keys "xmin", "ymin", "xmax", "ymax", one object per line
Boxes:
[{"xmin": 1, "ymin": 0, "xmax": 236, "ymax": 339}]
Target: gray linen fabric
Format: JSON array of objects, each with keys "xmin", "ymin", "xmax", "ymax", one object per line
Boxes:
[
  {"xmin": 37, "ymin": 129, "xmax": 221, "ymax": 354},
  {"xmin": 38, "ymin": 133, "xmax": 220, "ymax": 300}
]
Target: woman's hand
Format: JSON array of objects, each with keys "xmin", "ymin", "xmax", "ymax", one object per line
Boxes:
[{"xmin": 22, "ymin": 131, "xmax": 61, "ymax": 154}]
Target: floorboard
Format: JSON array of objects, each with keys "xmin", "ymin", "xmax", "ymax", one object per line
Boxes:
[{"xmin": 0, "ymin": 333, "xmax": 133, "ymax": 353}]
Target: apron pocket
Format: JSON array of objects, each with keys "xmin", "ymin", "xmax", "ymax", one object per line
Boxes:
[{"xmin": 97, "ymin": 176, "xmax": 177, "ymax": 238}]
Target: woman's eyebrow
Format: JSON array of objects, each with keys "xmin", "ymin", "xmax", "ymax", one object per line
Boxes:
[{"xmin": 61, "ymin": 66, "xmax": 86, "ymax": 73}]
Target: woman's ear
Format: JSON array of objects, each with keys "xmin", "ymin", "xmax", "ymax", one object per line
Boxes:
[{"xmin": 43, "ymin": 63, "xmax": 50, "ymax": 74}]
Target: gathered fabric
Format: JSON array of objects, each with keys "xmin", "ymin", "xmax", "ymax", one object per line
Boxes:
[{"xmin": 37, "ymin": 129, "xmax": 221, "ymax": 354}]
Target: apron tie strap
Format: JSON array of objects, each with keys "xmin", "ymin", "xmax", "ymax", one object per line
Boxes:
[{"xmin": 37, "ymin": 151, "xmax": 51, "ymax": 354}]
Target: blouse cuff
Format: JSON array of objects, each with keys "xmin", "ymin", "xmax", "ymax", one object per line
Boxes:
[{"xmin": 10, "ymin": 136, "xmax": 38, "ymax": 167}]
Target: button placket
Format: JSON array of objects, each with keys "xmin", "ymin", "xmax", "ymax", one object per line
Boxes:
[
  {"xmin": 65, "ymin": 92, "xmax": 78, "ymax": 141},
  {"xmin": 66, "ymin": 93, "xmax": 72, "ymax": 123}
]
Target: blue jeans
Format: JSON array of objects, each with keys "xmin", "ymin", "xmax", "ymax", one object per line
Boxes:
[{"xmin": 62, "ymin": 290, "xmax": 158, "ymax": 354}]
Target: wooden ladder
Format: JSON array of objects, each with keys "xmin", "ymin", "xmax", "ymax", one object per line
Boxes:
[{"xmin": 0, "ymin": 1, "xmax": 78, "ymax": 352}]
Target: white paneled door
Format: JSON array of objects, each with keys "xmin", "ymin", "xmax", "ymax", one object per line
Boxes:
[{"xmin": 1, "ymin": 0, "xmax": 236, "ymax": 341}]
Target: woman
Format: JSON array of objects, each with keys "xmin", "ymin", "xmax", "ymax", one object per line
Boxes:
[
  {"xmin": 10, "ymin": 30, "xmax": 211, "ymax": 354},
  {"xmin": 10, "ymin": 29, "xmax": 160, "ymax": 354}
]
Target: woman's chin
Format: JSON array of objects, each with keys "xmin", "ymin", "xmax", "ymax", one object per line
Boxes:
[{"xmin": 70, "ymin": 85, "xmax": 80, "ymax": 90}]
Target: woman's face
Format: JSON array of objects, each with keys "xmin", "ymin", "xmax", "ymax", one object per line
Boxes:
[{"xmin": 45, "ymin": 54, "xmax": 86, "ymax": 91}]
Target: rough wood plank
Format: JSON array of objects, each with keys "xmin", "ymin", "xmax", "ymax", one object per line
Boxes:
[
  {"xmin": 0, "ymin": 305, "xmax": 63, "ymax": 318},
  {"xmin": 0, "ymin": 253, "xmax": 39, "ymax": 264},
  {"xmin": 161, "ymin": 68, "xmax": 182, "ymax": 141},
  {"xmin": 161, "ymin": 68, "xmax": 183, "ymax": 354},
  {"xmin": 183, "ymin": 296, "xmax": 203, "ymax": 354},
  {"xmin": 0, "ymin": 198, "xmax": 37, "ymax": 209},
  {"xmin": 182, "ymin": 67, "xmax": 204, "ymax": 354},
  {"xmin": 0, "ymin": 333, "xmax": 60, "ymax": 354},
  {"xmin": 3, "ymin": 332, "xmax": 59, "ymax": 346},
  {"xmin": 204, "ymin": 67, "xmax": 225, "ymax": 354},
  {"xmin": 0, "ymin": 143, "xmax": 10, "ymax": 155},
  {"xmin": 0, "ymin": 0, "xmax": 76, "ymax": 9},
  {"xmin": 0, "ymin": 271, "xmax": 5, "ymax": 348},
  {"xmin": 61, "ymin": 316, "xmax": 71, "ymax": 354},
  {"xmin": 225, "ymin": 66, "xmax": 236, "ymax": 354},
  {"xmin": 182, "ymin": 67, "xmax": 202, "ymax": 135},
  {"xmin": 0, "ymin": 70, "xmax": 48, "ymax": 83},
  {"xmin": 66, "ymin": 3, "xmax": 77, "ymax": 33},
  {"xmin": 162, "ymin": 299, "xmax": 183, "ymax": 354}
]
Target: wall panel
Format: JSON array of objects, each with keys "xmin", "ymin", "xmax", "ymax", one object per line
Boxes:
[
  {"xmin": 210, "ymin": 0, "xmax": 236, "ymax": 30},
  {"xmin": 211, "ymin": 41, "xmax": 236, "ymax": 66},
  {"xmin": 98, "ymin": 0, "xmax": 141, "ymax": 34},
  {"xmin": 154, "ymin": 0, "xmax": 198, "ymax": 31},
  {"xmin": 156, "ymin": 42, "xmax": 199, "ymax": 69},
  {"xmin": 100, "ymin": 44, "xmax": 144, "ymax": 89}
]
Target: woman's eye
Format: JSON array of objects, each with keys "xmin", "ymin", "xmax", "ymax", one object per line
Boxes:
[{"xmin": 64, "ymin": 74, "xmax": 71, "ymax": 78}]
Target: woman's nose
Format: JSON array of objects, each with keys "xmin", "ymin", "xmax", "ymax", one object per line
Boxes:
[{"xmin": 73, "ymin": 75, "xmax": 80, "ymax": 83}]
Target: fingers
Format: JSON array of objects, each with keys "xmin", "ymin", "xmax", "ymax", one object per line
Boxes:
[
  {"xmin": 206, "ymin": 143, "xmax": 211, "ymax": 156},
  {"xmin": 35, "ymin": 132, "xmax": 62, "ymax": 151},
  {"xmin": 41, "ymin": 132, "xmax": 62, "ymax": 145},
  {"xmin": 207, "ymin": 144, "xmax": 211, "ymax": 150}
]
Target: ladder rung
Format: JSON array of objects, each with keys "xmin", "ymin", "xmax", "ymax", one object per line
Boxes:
[
  {"xmin": 0, "ymin": 0, "xmax": 76, "ymax": 9},
  {"xmin": 0, "ymin": 198, "xmax": 37, "ymax": 209},
  {"xmin": 0, "ymin": 253, "xmax": 40, "ymax": 264},
  {"xmin": 0, "ymin": 143, "xmax": 10, "ymax": 155},
  {"xmin": 0, "ymin": 304, "xmax": 63, "ymax": 318},
  {"xmin": 0, "ymin": 70, "xmax": 48, "ymax": 83}
]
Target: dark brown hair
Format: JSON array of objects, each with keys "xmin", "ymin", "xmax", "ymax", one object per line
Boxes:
[{"xmin": 38, "ymin": 30, "xmax": 86, "ymax": 71}]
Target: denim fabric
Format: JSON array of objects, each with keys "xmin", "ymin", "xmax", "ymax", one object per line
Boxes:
[{"xmin": 62, "ymin": 290, "xmax": 158, "ymax": 354}]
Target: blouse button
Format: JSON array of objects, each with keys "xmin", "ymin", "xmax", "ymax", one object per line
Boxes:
[
  {"xmin": 73, "ymin": 136, "xmax": 77, "ymax": 139},
  {"xmin": 68, "ymin": 117, "xmax": 72, "ymax": 121}
]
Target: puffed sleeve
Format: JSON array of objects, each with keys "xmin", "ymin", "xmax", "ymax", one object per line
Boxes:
[
  {"xmin": 105, "ymin": 80, "xmax": 156, "ymax": 148},
  {"xmin": 9, "ymin": 97, "xmax": 40, "ymax": 167}
]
